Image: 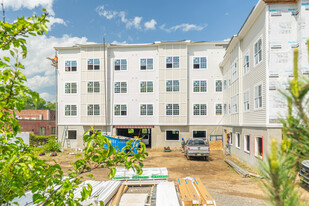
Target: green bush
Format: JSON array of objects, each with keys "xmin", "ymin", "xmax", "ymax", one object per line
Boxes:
[
  {"xmin": 30, "ymin": 133, "xmax": 57, "ymax": 147},
  {"xmin": 46, "ymin": 137, "xmax": 61, "ymax": 152}
]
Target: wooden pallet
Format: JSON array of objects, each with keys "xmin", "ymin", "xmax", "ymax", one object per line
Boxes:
[{"xmin": 176, "ymin": 177, "xmax": 216, "ymax": 206}]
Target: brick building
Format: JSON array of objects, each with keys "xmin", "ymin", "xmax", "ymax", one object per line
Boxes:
[{"xmin": 14, "ymin": 110, "xmax": 56, "ymax": 136}]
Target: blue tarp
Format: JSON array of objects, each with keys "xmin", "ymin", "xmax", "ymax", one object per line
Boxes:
[{"xmin": 104, "ymin": 135, "xmax": 140, "ymax": 154}]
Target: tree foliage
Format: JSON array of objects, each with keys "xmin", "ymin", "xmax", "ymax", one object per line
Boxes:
[
  {"xmin": 259, "ymin": 42, "xmax": 309, "ymax": 206},
  {"xmin": 22, "ymin": 92, "xmax": 56, "ymax": 110},
  {"xmin": 0, "ymin": 10, "xmax": 148, "ymax": 205}
]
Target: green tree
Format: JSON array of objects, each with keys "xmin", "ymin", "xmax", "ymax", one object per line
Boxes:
[
  {"xmin": 259, "ymin": 42, "xmax": 309, "ymax": 206},
  {"xmin": 0, "ymin": 10, "xmax": 147, "ymax": 205},
  {"xmin": 21, "ymin": 91, "xmax": 56, "ymax": 110}
]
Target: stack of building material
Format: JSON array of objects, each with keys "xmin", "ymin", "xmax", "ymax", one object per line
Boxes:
[
  {"xmin": 156, "ymin": 182, "xmax": 180, "ymax": 206},
  {"xmin": 176, "ymin": 177, "xmax": 216, "ymax": 206},
  {"xmin": 113, "ymin": 167, "xmax": 168, "ymax": 180},
  {"xmin": 224, "ymin": 158, "xmax": 249, "ymax": 178},
  {"xmin": 118, "ymin": 193, "xmax": 148, "ymax": 206}
]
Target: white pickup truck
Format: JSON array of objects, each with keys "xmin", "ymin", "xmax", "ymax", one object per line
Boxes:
[{"xmin": 184, "ymin": 138, "xmax": 210, "ymax": 161}]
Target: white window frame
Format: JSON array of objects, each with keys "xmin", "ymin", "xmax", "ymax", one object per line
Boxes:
[
  {"xmin": 193, "ymin": 80, "xmax": 207, "ymax": 93},
  {"xmin": 215, "ymin": 79, "xmax": 223, "ymax": 92},
  {"xmin": 165, "ymin": 130, "xmax": 180, "ymax": 141},
  {"xmin": 254, "ymin": 83, "xmax": 263, "ymax": 110},
  {"xmin": 243, "ymin": 51, "xmax": 250, "ymax": 75},
  {"xmin": 254, "ymin": 37, "xmax": 263, "ymax": 67},
  {"xmin": 243, "ymin": 89, "xmax": 250, "ymax": 112},
  {"xmin": 114, "ymin": 104, "xmax": 127, "ymax": 116},
  {"xmin": 166, "ymin": 80, "xmax": 180, "ymax": 92},
  {"xmin": 65, "ymin": 82, "xmax": 77, "ymax": 94},
  {"xmin": 166, "ymin": 56, "xmax": 180, "ymax": 69},
  {"xmin": 193, "ymin": 56, "xmax": 207, "ymax": 69},
  {"xmin": 166, "ymin": 104, "xmax": 180, "ymax": 116},
  {"xmin": 232, "ymin": 60, "xmax": 237, "ymax": 82},
  {"xmin": 114, "ymin": 81, "xmax": 127, "ymax": 94},
  {"xmin": 235, "ymin": 132, "xmax": 240, "ymax": 149},
  {"xmin": 192, "ymin": 104, "xmax": 207, "ymax": 116},
  {"xmin": 64, "ymin": 105, "xmax": 77, "ymax": 116},
  {"xmin": 140, "ymin": 104, "xmax": 153, "ymax": 116},
  {"xmin": 140, "ymin": 81, "xmax": 154, "ymax": 93},
  {"xmin": 215, "ymin": 103, "xmax": 223, "ymax": 116},
  {"xmin": 140, "ymin": 58, "xmax": 154, "ymax": 70},
  {"xmin": 65, "ymin": 60, "xmax": 77, "ymax": 72},
  {"xmin": 87, "ymin": 81, "xmax": 100, "ymax": 93},
  {"xmin": 87, "ymin": 104, "xmax": 100, "ymax": 116},
  {"xmin": 255, "ymin": 136, "xmax": 263, "ymax": 159},
  {"xmin": 87, "ymin": 58, "xmax": 100, "ymax": 70},
  {"xmin": 244, "ymin": 134, "xmax": 250, "ymax": 154},
  {"xmin": 192, "ymin": 130, "xmax": 207, "ymax": 139},
  {"xmin": 114, "ymin": 59, "xmax": 127, "ymax": 71}
]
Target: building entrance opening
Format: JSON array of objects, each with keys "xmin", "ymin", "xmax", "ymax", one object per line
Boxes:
[{"xmin": 117, "ymin": 128, "xmax": 152, "ymax": 148}]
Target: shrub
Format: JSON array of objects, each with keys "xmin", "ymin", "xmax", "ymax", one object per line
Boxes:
[
  {"xmin": 46, "ymin": 137, "xmax": 61, "ymax": 152},
  {"xmin": 30, "ymin": 133, "xmax": 56, "ymax": 147}
]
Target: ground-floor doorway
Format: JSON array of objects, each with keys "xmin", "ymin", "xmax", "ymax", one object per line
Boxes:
[{"xmin": 116, "ymin": 128, "xmax": 152, "ymax": 148}]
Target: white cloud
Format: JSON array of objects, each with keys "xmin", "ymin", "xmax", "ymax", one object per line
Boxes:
[
  {"xmin": 144, "ymin": 19, "xmax": 157, "ymax": 30},
  {"xmin": 223, "ymin": 38, "xmax": 231, "ymax": 41},
  {"xmin": 160, "ymin": 23, "xmax": 207, "ymax": 32},
  {"xmin": 3, "ymin": 0, "xmax": 55, "ymax": 16},
  {"xmin": 111, "ymin": 40, "xmax": 127, "ymax": 44},
  {"xmin": 225, "ymin": 12, "xmax": 229, "ymax": 16},
  {"xmin": 96, "ymin": 5, "xmax": 143, "ymax": 30},
  {"xmin": 46, "ymin": 16, "xmax": 67, "ymax": 30},
  {"xmin": 40, "ymin": 92, "xmax": 55, "ymax": 102}
]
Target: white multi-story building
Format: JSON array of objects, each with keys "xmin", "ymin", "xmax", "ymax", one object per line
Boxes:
[
  {"xmin": 56, "ymin": 41, "xmax": 227, "ymax": 149},
  {"xmin": 55, "ymin": 0, "xmax": 309, "ymax": 166}
]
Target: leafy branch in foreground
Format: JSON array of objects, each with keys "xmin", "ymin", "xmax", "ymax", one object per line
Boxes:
[{"xmin": 259, "ymin": 42, "xmax": 309, "ymax": 206}]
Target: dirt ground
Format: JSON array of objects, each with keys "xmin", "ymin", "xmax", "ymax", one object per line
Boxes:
[{"xmin": 41, "ymin": 149, "xmax": 309, "ymax": 206}]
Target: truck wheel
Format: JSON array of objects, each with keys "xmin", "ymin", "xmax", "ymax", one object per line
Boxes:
[
  {"xmin": 186, "ymin": 154, "xmax": 190, "ymax": 160},
  {"xmin": 204, "ymin": 156, "xmax": 208, "ymax": 161}
]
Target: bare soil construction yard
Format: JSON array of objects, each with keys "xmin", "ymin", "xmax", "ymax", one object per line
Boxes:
[{"xmin": 42, "ymin": 149, "xmax": 309, "ymax": 206}]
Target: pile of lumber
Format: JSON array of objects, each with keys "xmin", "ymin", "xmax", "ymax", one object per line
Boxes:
[
  {"xmin": 224, "ymin": 158, "xmax": 249, "ymax": 178},
  {"xmin": 176, "ymin": 177, "xmax": 216, "ymax": 206}
]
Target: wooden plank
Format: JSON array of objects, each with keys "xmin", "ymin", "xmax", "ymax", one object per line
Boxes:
[
  {"xmin": 110, "ymin": 184, "xmax": 125, "ymax": 206},
  {"xmin": 193, "ymin": 178, "xmax": 215, "ymax": 205},
  {"xmin": 177, "ymin": 178, "xmax": 192, "ymax": 206},
  {"xmin": 209, "ymin": 140, "xmax": 222, "ymax": 151},
  {"xmin": 185, "ymin": 179, "xmax": 202, "ymax": 205}
]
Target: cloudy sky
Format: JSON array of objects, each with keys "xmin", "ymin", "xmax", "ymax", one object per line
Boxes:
[{"xmin": 3, "ymin": 0, "xmax": 258, "ymax": 102}]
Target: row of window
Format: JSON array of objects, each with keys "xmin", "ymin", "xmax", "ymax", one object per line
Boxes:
[
  {"xmin": 64, "ymin": 56, "xmax": 208, "ymax": 72},
  {"xmin": 64, "ymin": 80, "xmax": 223, "ymax": 94},
  {"xmin": 224, "ymin": 38, "xmax": 263, "ymax": 88},
  {"xmin": 229, "ymin": 133, "xmax": 263, "ymax": 158},
  {"xmin": 64, "ymin": 103, "xmax": 223, "ymax": 117},
  {"xmin": 223, "ymin": 83, "xmax": 263, "ymax": 115}
]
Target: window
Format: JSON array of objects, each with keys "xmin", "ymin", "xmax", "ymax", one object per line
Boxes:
[
  {"xmin": 244, "ymin": 90, "xmax": 250, "ymax": 111},
  {"xmin": 232, "ymin": 61, "xmax": 237, "ymax": 82},
  {"xmin": 40, "ymin": 127, "xmax": 46, "ymax": 136},
  {"xmin": 65, "ymin": 105, "xmax": 77, "ymax": 116},
  {"xmin": 114, "ymin": 82, "xmax": 127, "ymax": 93},
  {"xmin": 166, "ymin": 104, "xmax": 179, "ymax": 116},
  {"xmin": 51, "ymin": 127, "xmax": 56, "ymax": 135},
  {"xmin": 236, "ymin": 133, "xmax": 240, "ymax": 149},
  {"xmin": 215, "ymin": 80, "xmax": 222, "ymax": 92},
  {"xmin": 193, "ymin": 80, "xmax": 207, "ymax": 92},
  {"xmin": 224, "ymin": 80, "xmax": 227, "ymax": 90},
  {"xmin": 244, "ymin": 53, "xmax": 250, "ymax": 74},
  {"xmin": 193, "ymin": 57, "xmax": 207, "ymax": 69},
  {"xmin": 232, "ymin": 96, "xmax": 238, "ymax": 113},
  {"xmin": 166, "ymin": 56, "xmax": 179, "ymax": 68},
  {"xmin": 140, "ymin": 81, "xmax": 153, "ymax": 93},
  {"xmin": 140, "ymin": 104, "xmax": 153, "ymax": 116},
  {"xmin": 65, "ymin": 83, "xmax": 77, "ymax": 94},
  {"xmin": 215, "ymin": 104, "xmax": 222, "ymax": 115},
  {"xmin": 114, "ymin": 59, "xmax": 127, "ymax": 70},
  {"xmin": 166, "ymin": 130, "xmax": 179, "ymax": 141},
  {"xmin": 228, "ymin": 103, "xmax": 231, "ymax": 114},
  {"xmin": 255, "ymin": 136, "xmax": 263, "ymax": 158},
  {"xmin": 254, "ymin": 84, "xmax": 262, "ymax": 109},
  {"xmin": 114, "ymin": 104, "xmax": 127, "ymax": 116},
  {"xmin": 87, "ymin": 82, "xmax": 100, "ymax": 93},
  {"xmin": 68, "ymin": 130, "xmax": 77, "ymax": 139},
  {"xmin": 224, "ymin": 104, "xmax": 227, "ymax": 115},
  {"xmin": 88, "ymin": 59, "xmax": 100, "ymax": 70},
  {"xmin": 230, "ymin": 132, "xmax": 233, "ymax": 145},
  {"xmin": 193, "ymin": 104, "xmax": 207, "ymax": 116},
  {"xmin": 193, "ymin": 131, "xmax": 207, "ymax": 139},
  {"xmin": 65, "ymin": 60, "xmax": 77, "ymax": 72},
  {"xmin": 140, "ymin": 58, "xmax": 153, "ymax": 70},
  {"xmin": 87, "ymin": 104, "xmax": 100, "ymax": 116},
  {"xmin": 166, "ymin": 80, "xmax": 179, "ymax": 92},
  {"xmin": 244, "ymin": 135, "xmax": 250, "ymax": 153},
  {"xmin": 254, "ymin": 38, "xmax": 262, "ymax": 66}
]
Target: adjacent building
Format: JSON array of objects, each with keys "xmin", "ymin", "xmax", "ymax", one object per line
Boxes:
[{"xmin": 55, "ymin": 0, "xmax": 309, "ymax": 166}]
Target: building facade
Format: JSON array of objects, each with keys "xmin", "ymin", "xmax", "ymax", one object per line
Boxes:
[{"xmin": 56, "ymin": 0, "xmax": 309, "ymax": 166}]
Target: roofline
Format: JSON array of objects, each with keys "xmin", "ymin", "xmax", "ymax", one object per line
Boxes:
[{"xmin": 54, "ymin": 40, "xmax": 229, "ymax": 50}]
